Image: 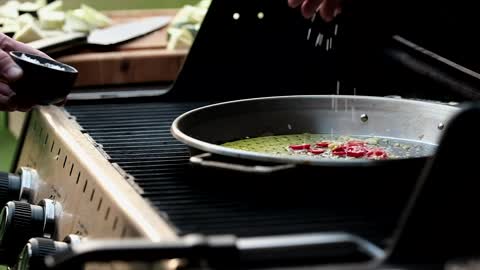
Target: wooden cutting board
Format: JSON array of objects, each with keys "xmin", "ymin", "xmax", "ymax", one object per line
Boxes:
[{"xmin": 56, "ymin": 9, "xmax": 188, "ymax": 87}]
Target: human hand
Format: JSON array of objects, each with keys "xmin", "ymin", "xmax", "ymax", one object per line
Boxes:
[
  {"xmin": 288, "ymin": 0, "xmax": 343, "ymax": 22},
  {"xmin": 0, "ymin": 33, "xmax": 66, "ymax": 112}
]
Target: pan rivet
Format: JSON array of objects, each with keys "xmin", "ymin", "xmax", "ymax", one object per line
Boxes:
[
  {"xmin": 360, "ymin": 114, "xmax": 368, "ymax": 123},
  {"xmin": 438, "ymin": 122, "xmax": 445, "ymax": 130}
]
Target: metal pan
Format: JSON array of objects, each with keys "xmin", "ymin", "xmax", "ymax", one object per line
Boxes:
[
  {"xmin": 171, "ymin": 95, "xmax": 460, "ymax": 209},
  {"xmin": 171, "ymin": 95, "xmax": 459, "ymax": 169}
]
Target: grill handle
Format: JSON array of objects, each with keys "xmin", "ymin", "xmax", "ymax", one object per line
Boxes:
[
  {"xmin": 45, "ymin": 233, "xmax": 385, "ymax": 269},
  {"xmin": 190, "ymin": 153, "xmax": 296, "ymax": 174}
]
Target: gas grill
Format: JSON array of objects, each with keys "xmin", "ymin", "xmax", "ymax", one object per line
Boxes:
[
  {"xmin": 2, "ymin": 0, "xmax": 480, "ymax": 269},
  {"xmin": 66, "ymin": 102, "xmax": 398, "ymax": 244}
]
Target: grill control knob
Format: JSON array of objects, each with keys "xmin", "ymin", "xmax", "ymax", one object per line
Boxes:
[
  {"xmin": 0, "ymin": 167, "xmax": 38, "ymax": 206},
  {"xmin": 0, "ymin": 172, "xmax": 21, "ymax": 205},
  {"xmin": 16, "ymin": 238, "xmax": 69, "ymax": 270},
  {"xmin": 0, "ymin": 200, "xmax": 59, "ymax": 265}
]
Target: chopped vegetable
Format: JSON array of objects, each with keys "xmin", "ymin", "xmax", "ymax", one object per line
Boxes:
[
  {"xmin": 0, "ymin": 1, "xmax": 19, "ymax": 19},
  {"xmin": 79, "ymin": 4, "xmax": 112, "ymax": 28},
  {"xmin": 332, "ymin": 146, "xmax": 347, "ymax": 157},
  {"xmin": 308, "ymin": 148, "xmax": 325, "ymax": 155},
  {"xmin": 18, "ymin": 13, "xmax": 36, "ymax": 28},
  {"xmin": 18, "ymin": 2, "xmax": 43, "ymax": 13},
  {"xmin": 166, "ymin": 28, "xmax": 194, "ymax": 50},
  {"xmin": 39, "ymin": 10, "xmax": 65, "ymax": 30},
  {"xmin": 316, "ymin": 141, "xmax": 330, "ymax": 148},
  {"xmin": 0, "ymin": 0, "xmax": 111, "ymax": 42},
  {"xmin": 63, "ymin": 10, "xmax": 91, "ymax": 32},
  {"xmin": 38, "ymin": 0, "xmax": 63, "ymax": 14},
  {"xmin": 167, "ymin": 0, "xmax": 211, "ymax": 50},
  {"xmin": 13, "ymin": 23, "xmax": 43, "ymax": 43},
  {"xmin": 346, "ymin": 146, "xmax": 367, "ymax": 158},
  {"xmin": 289, "ymin": 144, "xmax": 311, "ymax": 151}
]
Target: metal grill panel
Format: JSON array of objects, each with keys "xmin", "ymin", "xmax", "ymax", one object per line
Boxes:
[{"xmin": 66, "ymin": 102, "xmax": 401, "ymax": 246}]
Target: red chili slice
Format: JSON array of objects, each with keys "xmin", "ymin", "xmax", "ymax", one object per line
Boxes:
[
  {"xmin": 289, "ymin": 144, "xmax": 311, "ymax": 150},
  {"xmin": 367, "ymin": 148, "xmax": 388, "ymax": 159},
  {"xmin": 308, "ymin": 148, "xmax": 325, "ymax": 155},
  {"xmin": 316, "ymin": 141, "xmax": 330, "ymax": 148},
  {"xmin": 332, "ymin": 146, "xmax": 347, "ymax": 156},
  {"xmin": 346, "ymin": 146, "xmax": 367, "ymax": 158},
  {"xmin": 375, "ymin": 151, "xmax": 388, "ymax": 159}
]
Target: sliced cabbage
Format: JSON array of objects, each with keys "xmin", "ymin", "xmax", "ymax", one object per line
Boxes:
[
  {"xmin": 0, "ymin": 18, "xmax": 18, "ymax": 33},
  {"xmin": 170, "ymin": 5, "xmax": 203, "ymax": 27},
  {"xmin": 18, "ymin": 2, "xmax": 42, "ymax": 13},
  {"xmin": 0, "ymin": 1, "xmax": 111, "ymax": 44},
  {"xmin": 18, "ymin": 13, "xmax": 36, "ymax": 28},
  {"xmin": 167, "ymin": 0, "xmax": 210, "ymax": 49},
  {"xmin": 35, "ymin": 0, "xmax": 47, "ymax": 8},
  {"xmin": 63, "ymin": 10, "xmax": 91, "ymax": 33},
  {"xmin": 167, "ymin": 28, "xmax": 193, "ymax": 50},
  {"xmin": 0, "ymin": 1, "xmax": 19, "ymax": 19},
  {"xmin": 80, "ymin": 4, "xmax": 112, "ymax": 28},
  {"xmin": 39, "ymin": 10, "xmax": 65, "ymax": 30},
  {"xmin": 38, "ymin": 0, "xmax": 63, "ymax": 14},
  {"xmin": 196, "ymin": 0, "xmax": 211, "ymax": 9},
  {"xmin": 13, "ymin": 23, "xmax": 43, "ymax": 43}
]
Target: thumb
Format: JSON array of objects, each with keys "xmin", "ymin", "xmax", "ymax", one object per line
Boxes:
[{"xmin": 0, "ymin": 49, "xmax": 22, "ymax": 82}]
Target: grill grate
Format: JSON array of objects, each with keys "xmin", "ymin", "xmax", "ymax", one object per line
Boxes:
[{"xmin": 66, "ymin": 101, "xmax": 402, "ymax": 246}]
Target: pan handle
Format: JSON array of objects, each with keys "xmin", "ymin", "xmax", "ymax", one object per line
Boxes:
[{"xmin": 190, "ymin": 153, "xmax": 296, "ymax": 174}]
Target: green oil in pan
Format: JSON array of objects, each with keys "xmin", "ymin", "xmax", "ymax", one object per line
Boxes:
[{"xmin": 221, "ymin": 133, "xmax": 436, "ymax": 160}]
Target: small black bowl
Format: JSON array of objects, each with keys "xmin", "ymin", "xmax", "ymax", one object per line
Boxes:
[{"xmin": 10, "ymin": 51, "xmax": 78, "ymax": 105}]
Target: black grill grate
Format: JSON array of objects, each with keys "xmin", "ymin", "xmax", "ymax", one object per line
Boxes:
[{"xmin": 66, "ymin": 101, "xmax": 401, "ymax": 246}]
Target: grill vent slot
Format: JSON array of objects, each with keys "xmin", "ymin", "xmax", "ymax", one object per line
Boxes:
[
  {"xmin": 66, "ymin": 102, "xmax": 398, "ymax": 244},
  {"xmin": 90, "ymin": 189, "xmax": 95, "ymax": 202},
  {"xmin": 105, "ymin": 207, "xmax": 110, "ymax": 220},
  {"xmin": 83, "ymin": 180, "xmax": 88, "ymax": 193},
  {"xmin": 97, "ymin": 198, "xmax": 102, "ymax": 212},
  {"xmin": 113, "ymin": 217, "xmax": 118, "ymax": 231}
]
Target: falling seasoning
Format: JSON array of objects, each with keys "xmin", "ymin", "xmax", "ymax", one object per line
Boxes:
[{"xmin": 315, "ymin": 33, "xmax": 324, "ymax": 47}]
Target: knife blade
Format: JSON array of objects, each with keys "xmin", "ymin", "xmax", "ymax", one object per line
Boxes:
[{"xmin": 28, "ymin": 15, "xmax": 172, "ymax": 56}]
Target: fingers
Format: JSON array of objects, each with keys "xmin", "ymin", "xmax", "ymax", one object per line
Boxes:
[
  {"xmin": 0, "ymin": 33, "xmax": 56, "ymax": 112},
  {"xmin": 0, "ymin": 81, "xmax": 14, "ymax": 98},
  {"xmin": 319, "ymin": 0, "xmax": 340, "ymax": 22},
  {"xmin": 301, "ymin": 0, "xmax": 323, "ymax": 19},
  {"xmin": 0, "ymin": 82, "xmax": 15, "ymax": 111},
  {"xmin": 289, "ymin": 0, "xmax": 343, "ymax": 21},
  {"xmin": 288, "ymin": 0, "xmax": 304, "ymax": 8},
  {"xmin": 8, "ymin": 95, "xmax": 37, "ymax": 112},
  {"xmin": 0, "ymin": 33, "xmax": 51, "ymax": 59},
  {"xmin": 0, "ymin": 49, "xmax": 23, "ymax": 82}
]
